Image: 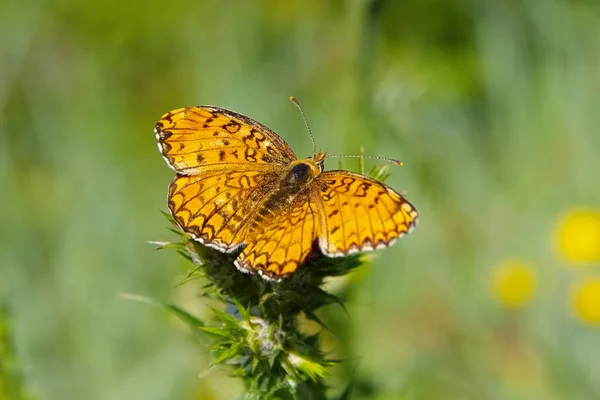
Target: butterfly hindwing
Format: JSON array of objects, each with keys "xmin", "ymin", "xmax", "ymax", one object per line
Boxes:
[
  {"xmin": 169, "ymin": 169, "xmax": 281, "ymax": 252},
  {"xmin": 234, "ymin": 189, "xmax": 320, "ymax": 279}
]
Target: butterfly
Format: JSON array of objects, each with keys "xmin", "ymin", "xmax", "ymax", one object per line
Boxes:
[{"xmin": 155, "ymin": 102, "xmax": 418, "ymax": 280}]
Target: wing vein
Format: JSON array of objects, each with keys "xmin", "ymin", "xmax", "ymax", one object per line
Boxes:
[
  {"xmin": 280, "ymin": 206, "xmax": 301, "ymax": 270},
  {"xmin": 347, "ymin": 192, "xmax": 359, "ymax": 248},
  {"xmin": 336, "ymin": 191, "xmax": 346, "ymax": 253},
  {"xmin": 189, "ymin": 187, "xmax": 237, "ymax": 221},
  {"xmin": 166, "ymin": 145, "xmax": 255, "ymax": 157},
  {"xmin": 212, "ymin": 192, "xmax": 258, "ymax": 239}
]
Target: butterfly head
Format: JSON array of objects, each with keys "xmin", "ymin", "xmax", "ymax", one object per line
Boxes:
[
  {"xmin": 312, "ymin": 149, "xmax": 326, "ymax": 172},
  {"xmin": 286, "ymin": 152, "xmax": 325, "ymax": 193}
]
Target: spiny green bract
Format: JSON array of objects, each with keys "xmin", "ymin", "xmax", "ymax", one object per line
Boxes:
[{"xmin": 152, "ymin": 224, "xmax": 361, "ymax": 398}]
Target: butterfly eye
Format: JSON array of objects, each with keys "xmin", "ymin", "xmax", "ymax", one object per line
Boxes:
[{"xmin": 307, "ymin": 157, "xmax": 324, "ymax": 172}]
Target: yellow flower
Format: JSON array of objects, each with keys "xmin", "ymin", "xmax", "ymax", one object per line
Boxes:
[
  {"xmin": 555, "ymin": 209, "xmax": 600, "ymax": 264},
  {"xmin": 571, "ymin": 278, "xmax": 600, "ymax": 325},
  {"xmin": 491, "ymin": 260, "xmax": 536, "ymax": 308}
]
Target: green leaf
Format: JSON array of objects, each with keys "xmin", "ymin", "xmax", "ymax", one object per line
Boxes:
[
  {"xmin": 176, "ymin": 249, "xmax": 193, "ymax": 262},
  {"xmin": 251, "ymin": 357, "xmax": 260, "ymax": 374},
  {"xmin": 168, "ymin": 227, "xmax": 186, "ymax": 237},
  {"xmin": 197, "ymin": 326, "xmax": 230, "ymax": 337},
  {"xmin": 233, "ymin": 298, "xmax": 251, "ymax": 322},
  {"xmin": 212, "ymin": 343, "xmax": 241, "ymax": 366},
  {"xmin": 210, "ymin": 307, "xmax": 243, "ymax": 332},
  {"xmin": 120, "ymin": 293, "xmax": 204, "ymax": 328}
]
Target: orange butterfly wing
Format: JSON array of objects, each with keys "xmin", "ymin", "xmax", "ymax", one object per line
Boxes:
[
  {"xmin": 314, "ymin": 171, "xmax": 418, "ymax": 257},
  {"xmin": 155, "ymin": 106, "xmax": 296, "ymax": 174},
  {"xmin": 234, "ymin": 189, "xmax": 320, "ymax": 279},
  {"xmin": 168, "ymin": 170, "xmax": 281, "ymax": 252}
]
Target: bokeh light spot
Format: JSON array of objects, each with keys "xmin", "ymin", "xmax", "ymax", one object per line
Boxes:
[
  {"xmin": 555, "ymin": 209, "xmax": 600, "ymax": 264},
  {"xmin": 571, "ymin": 278, "xmax": 600, "ymax": 325},
  {"xmin": 491, "ymin": 260, "xmax": 536, "ymax": 309}
]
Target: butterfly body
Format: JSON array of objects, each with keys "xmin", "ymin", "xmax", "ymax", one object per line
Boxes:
[
  {"xmin": 156, "ymin": 106, "xmax": 418, "ymax": 280},
  {"xmin": 248, "ymin": 159, "xmax": 317, "ymax": 235}
]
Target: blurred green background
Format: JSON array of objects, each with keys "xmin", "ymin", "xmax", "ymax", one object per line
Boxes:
[{"xmin": 2, "ymin": 0, "xmax": 600, "ymax": 399}]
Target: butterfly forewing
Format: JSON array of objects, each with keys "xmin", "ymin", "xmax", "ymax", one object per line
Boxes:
[{"xmin": 156, "ymin": 106, "xmax": 297, "ymax": 174}]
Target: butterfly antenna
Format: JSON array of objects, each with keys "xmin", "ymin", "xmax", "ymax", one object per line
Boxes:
[
  {"xmin": 325, "ymin": 154, "xmax": 404, "ymax": 167},
  {"xmin": 290, "ymin": 96, "xmax": 317, "ymax": 157}
]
